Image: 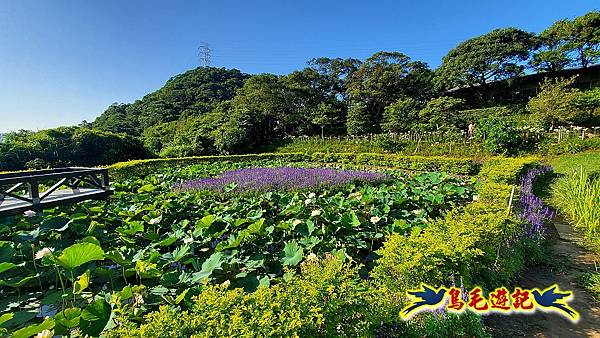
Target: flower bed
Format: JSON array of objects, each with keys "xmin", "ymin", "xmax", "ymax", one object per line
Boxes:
[
  {"xmin": 174, "ymin": 167, "xmax": 391, "ymax": 193},
  {"xmin": 518, "ymin": 166, "xmax": 554, "ymax": 239}
]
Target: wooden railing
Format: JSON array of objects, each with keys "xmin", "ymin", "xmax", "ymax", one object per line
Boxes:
[{"xmin": 0, "ymin": 167, "xmax": 111, "ymax": 216}]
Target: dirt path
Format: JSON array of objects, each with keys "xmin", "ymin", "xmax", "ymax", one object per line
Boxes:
[{"xmin": 484, "ymin": 223, "xmax": 600, "ymax": 337}]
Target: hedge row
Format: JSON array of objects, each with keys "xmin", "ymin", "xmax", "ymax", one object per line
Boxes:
[
  {"xmin": 374, "ymin": 156, "xmax": 541, "ymax": 291},
  {"xmin": 108, "ymin": 152, "xmax": 480, "ymax": 180},
  {"xmin": 106, "ymin": 157, "xmax": 540, "ymax": 337}
]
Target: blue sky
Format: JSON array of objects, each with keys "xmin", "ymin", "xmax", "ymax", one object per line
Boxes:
[{"xmin": 0, "ymin": 1, "xmax": 598, "ymax": 132}]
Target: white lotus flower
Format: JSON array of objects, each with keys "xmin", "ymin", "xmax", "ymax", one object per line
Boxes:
[
  {"xmin": 292, "ymin": 219, "xmax": 302, "ymax": 227},
  {"xmin": 148, "ymin": 217, "xmax": 160, "ymax": 225},
  {"xmin": 304, "ymin": 198, "xmax": 312, "ymax": 205},
  {"xmin": 35, "ymin": 247, "xmax": 54, "ymax": 260},
  {"xmin": 306, "ymin": 253, "xmax": 318, "ymax": 261},
  {"xmin": 35, "ymin": 330, "xmax": 53, "ymax": 338},
  {"xmin": 370, "ymin": 216, "xmax": 381, "ymax": 224},
  {"xmin": 308, "ymin": 192, "xmax": 316, "ymax": 199},
  {"xmin": 183, "ymin": 237, "xmax": 194, "ymax": 244},
  {"xmin": 311, "ymin": 209, "xmax": 321, "ymax": 217},
  {"xmin": 23, "ymin": 210, "xmax": 36, "ymax": 217}
]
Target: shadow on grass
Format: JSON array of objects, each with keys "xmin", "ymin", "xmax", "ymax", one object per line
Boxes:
[{"xmin": 532, "ymin": 170, "xmax": 560, "ymax": 201}]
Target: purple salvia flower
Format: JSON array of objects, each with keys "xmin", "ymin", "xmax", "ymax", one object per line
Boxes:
[{"xmin": 174, "ymin": 167, "xmax": 390, "ymax": 194}]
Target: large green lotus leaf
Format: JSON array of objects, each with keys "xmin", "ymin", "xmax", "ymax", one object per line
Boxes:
[
  {"xmin": 137, "ymin": 184, "xmax": 157, "ymax": 193},
  {"xmin": 80, "ymin": 299, "xmax": 111, "ymax": 337},
  {"xmin": 246, "ymin": 218, "xmax": 265, "ymax": 234},
  {"xmin": 0, "ymin": 241, "xmax": 14, "ymax": 263},
  {"xmin": 171, "ymin": 244, "xmax": 191, "ymax": 262},
  {"xmin": 57, "ymin": 243, "xmax": 104, "ymax": 270},
  {"xmin": 0, "ymin": 313, "xmax": 13, "ymax": 326},
  {"xmin": 0, "ymin": 311, "xmax": 36, "ymax": 329},
  {"xmin": 282, "ymin": 241, "xmax": 303, "ymax": 266},
  {"xmin": 73, "ymin": 270, "xmax": 90, "ymax": 294},
  {"xmin": 54, "ymin": 307, "xmax": 81, "ymax": 334},
  {"xmin": 192, "ymin": 252, "xmax": 223, "ymax": 281},
  {"xmin": 12, "ymin": 318, "xmax": 54, "ymax": 338},
  {"xmin": 0, "ymin": 262, "xmax": 17, "ymax": 274},
  {"xmin": 341, "ymin": 211, "xmax": 361, "ymax": 228},
  {"xmin": 5, "ymin": 274, "xmax": 39, "ymax": 288},
  {"xmin": 196, "ymin": 215, "xmax": 217, "ymax": 229}
]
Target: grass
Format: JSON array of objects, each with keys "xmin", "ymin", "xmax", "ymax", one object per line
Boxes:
[
  {"xmin": 550, "ymin": 150, "xmax": 600, "ymax": 252},
  {"xmin": 577, "ymin": 271, "xmax": 600, "ymax": 301},
  {"xmin": 550, "ymin": 150, "xmax": 600, "ymax": 174}
]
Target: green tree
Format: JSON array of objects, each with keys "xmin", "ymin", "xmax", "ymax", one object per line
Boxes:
[
  {"xmin": 418, "ymin": 97, "xmax": 465, "ymax": 131},
  {"xmin": 307, "ymin": 57, "xmax": 362, "ymax": 100},
  {"xmin": 93, "ymin": 67, "xmax": 248, "ymax": 134},
  {"xmin": 283, "ymin": 68, "xmax": 342, "ymax": 135},
  {"xmin": 92, "ymin": 103, "xmax": 138, "ymax": 134},
  {"xmin": 346, "ymin": 51, "xmax": 433, "ymax": 135},
  {"xmin": 163, "ymin": 109, "xmax": 227, "ymax": 157},
  {"xmin": 312, "ymin": 102, "xmax": 342, "ymax": 138},
  {"xmin": 346, "ymin": 102, "xmax": 372, "ymax": 135},
  {"xmin": 569, "ymin": 11, "xmax": 600, "ymax": 68},
  {"xmin": 531, "ymin": 20, "xmax": 573, "ymax": 72},
  {"xmin": 575, "ymin": 88, "xmax": 600, "ymax": 126},
  {"xmin": 142, "ymin": 121, "xmax": 177, "ymax": 155},
  {"xmin": 435, "ymin": 28, "xmax": 535, "ymax": 91},
  {"xmin": 214, "ymin": 75, "xmax": 289, "ymax": 153},
  {"xmin": 0, "ymin": 127, "xmax": 147, "ymax": 171},
  {"xmin": 381, "ymin": 97, "xmax": 421, "ymax": 133},
  {"xmin": 527, "ymin": 77, "xmax": 582, "ymax": 128}
]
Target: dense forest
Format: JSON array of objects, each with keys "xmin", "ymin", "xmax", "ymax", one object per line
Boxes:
[{"xmin": 1, "ymin": 11, "xmax": 600, "ymax": 170}]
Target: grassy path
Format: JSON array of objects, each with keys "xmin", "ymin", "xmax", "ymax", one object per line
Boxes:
[{"xmin": 484, "ymin": 222, "xmax": 600, "ymax": 337}]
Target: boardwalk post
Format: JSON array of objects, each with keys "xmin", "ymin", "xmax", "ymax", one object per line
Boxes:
[
  {"xmin": 101, "ymin": 170, "xmax": 110, "ymax": 191},
  {"xmin": 29, "ymin": 180, "xmax": 40, "ymax": 206}
]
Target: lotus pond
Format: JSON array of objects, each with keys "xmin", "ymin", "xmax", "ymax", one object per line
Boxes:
[{"xmin": 0, "ymin": 160, "xmax": 474, "ymax": 336}]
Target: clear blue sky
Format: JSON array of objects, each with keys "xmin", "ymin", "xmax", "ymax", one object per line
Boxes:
[{"xmin": 0, "ymin": 0, "xmax": 597, "ymax": 132}]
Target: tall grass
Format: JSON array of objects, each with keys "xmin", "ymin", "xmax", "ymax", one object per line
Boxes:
[{"xmin": 552, "ymin": 166, "xmax": 600, "ymax": 244}]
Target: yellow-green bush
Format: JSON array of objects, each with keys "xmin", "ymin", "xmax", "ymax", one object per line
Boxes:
[
  {"xmin": 373, "ymin": 156, "xmax": 539, "ymax": 292},
  {"xmin": 477, "ymin": 156, "xmax": 538, "ymax": 184},
  {"xmin": 106, "ymin": 256, "xmax": 400, "ymax": 338}
]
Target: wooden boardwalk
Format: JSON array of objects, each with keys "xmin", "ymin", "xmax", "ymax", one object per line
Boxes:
[{"xmin": 0, "ymin": 167, "xmax": 111, "ymax": 216}]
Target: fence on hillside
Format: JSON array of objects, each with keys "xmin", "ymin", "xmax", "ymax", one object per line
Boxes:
[{"xmin": 287, "ymin": 126, "xmax": 600, "ymax": 144}]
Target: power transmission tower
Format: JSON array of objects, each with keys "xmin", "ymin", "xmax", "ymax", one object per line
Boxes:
[{"xmin": 198, "ymin": 42, "xmax": 212, "ymax": 67}]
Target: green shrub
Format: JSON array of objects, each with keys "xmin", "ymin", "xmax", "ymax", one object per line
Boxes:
[
  {"xmin": 527, "ymin": 77, "xmax": 583, "ymax": 128},
  {"xmin": 107, "ymin": 256, "xmax": 399, "ymax": 338},
  {"xmin": 477, "ymin": 157, "xmax": 538, "ymax": 184},
  {"xmin": 373, "ymin": 156, "xmax": 540, "ymax": 292},
  {"xmin": 0, "ymin": 127, "xmax": 148, "ymax": 171},
  {"xmin": 476, "ymin": 116, "xmax": 529, "ymax": 154}
]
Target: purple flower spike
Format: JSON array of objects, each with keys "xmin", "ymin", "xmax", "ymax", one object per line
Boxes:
[{"xmin": 515, "ymin": 166, "xmax": 554, "ymax": 241}]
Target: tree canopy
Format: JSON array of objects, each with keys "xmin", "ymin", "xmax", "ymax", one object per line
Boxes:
[
  {"xmin": 93, "ymin": 67, "xmax": 248, "ymax": 134},
  {"xmin": 436, "ymin": 28, "xmax": 535, "ymax": 90}
]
